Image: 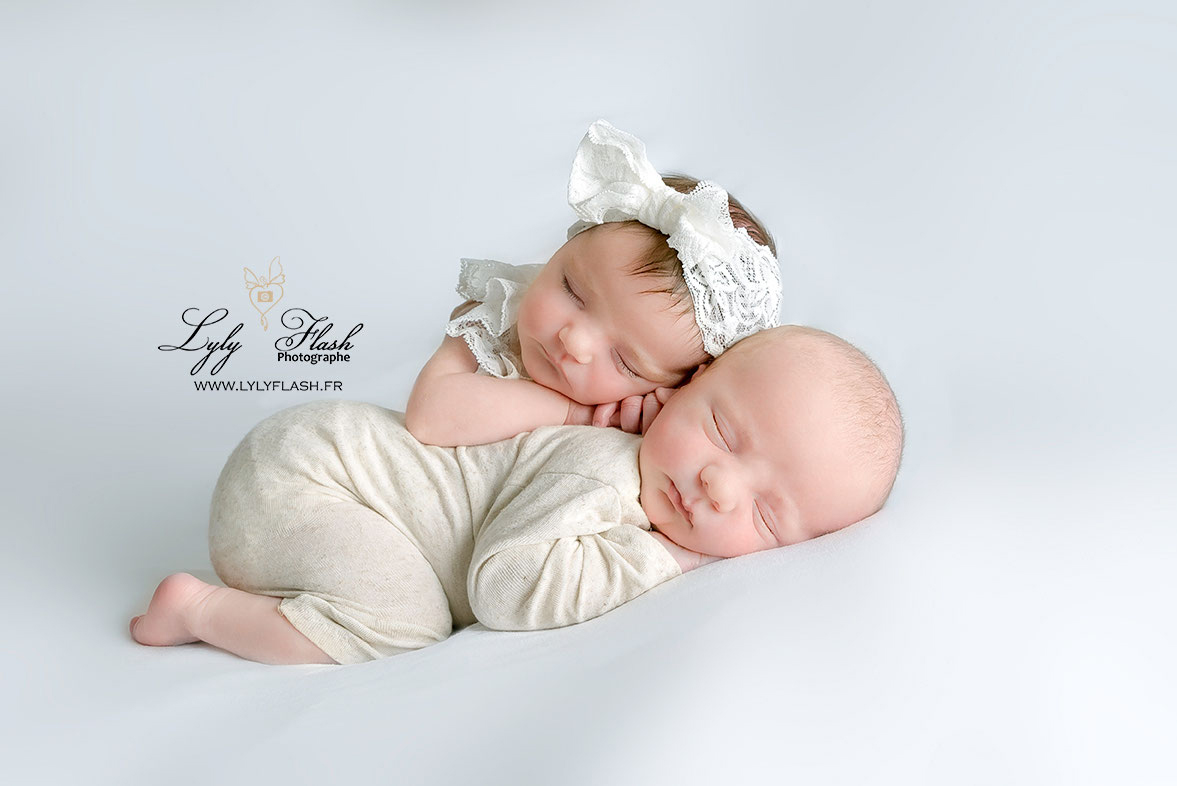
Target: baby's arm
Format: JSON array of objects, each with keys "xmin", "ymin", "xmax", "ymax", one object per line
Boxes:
[
  {"xmin": 468, "ymin": 473, "xmax": 682, "ymax": 631},
  {"xmin": 406, "ymin": 332, "xmax": 592, "ymax": 447}
]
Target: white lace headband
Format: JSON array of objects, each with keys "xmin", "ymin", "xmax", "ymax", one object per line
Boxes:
[{"xmin": 566, "ymin": 119, "xmax": 782, "ymax": 356}]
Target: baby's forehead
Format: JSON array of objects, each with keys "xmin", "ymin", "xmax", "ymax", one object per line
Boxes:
[
  {"xmin": 702, "ymin": 340, "xmax": 816, "ymax": 424},
  {"xmin": 709, "ymin": 336, "xmax": 791, "ymax": 381}
]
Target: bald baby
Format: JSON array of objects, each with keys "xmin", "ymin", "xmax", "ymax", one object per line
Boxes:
[{"xmin": 638, "ymin": 324, "xmax": 903, "ymax": 561}]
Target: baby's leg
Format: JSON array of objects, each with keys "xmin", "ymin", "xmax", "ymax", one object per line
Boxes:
[
  {"xmin": 131, "ymin": 573, "xmax": 334, "ymax": 665},
  {"xmin": 209, "ymin": 483, "xmax": 454, "ymax": 664},
  {"xmin": 187, "ymin": 400, "xmax": 455, "ymax": 664}
]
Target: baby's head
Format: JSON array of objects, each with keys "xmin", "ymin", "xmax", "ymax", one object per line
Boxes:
[
  {"xmin": 516, "ymin": 175, "xmax": 777, "ymax": 406},
  {"xmin": 638, "ymin": 325, "xmax": 904, "ymax": 558}
]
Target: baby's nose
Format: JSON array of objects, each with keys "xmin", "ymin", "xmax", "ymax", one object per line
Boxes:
[
  {"xmin": 700, "ymin": 466, "xmax": 738, "ymax": 514},
  {"xmin": 558, "ymin": 325, "xmax": 593, "ymax": 365}
]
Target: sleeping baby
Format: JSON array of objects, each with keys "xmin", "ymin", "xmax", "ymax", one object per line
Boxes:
[
  {"xmin": 130, "ymin": 324, "xmax": 903, "ymax": 664},
  {"xmin": 406, "ymin": 118, "xmax": 782, "ymax": 446}
]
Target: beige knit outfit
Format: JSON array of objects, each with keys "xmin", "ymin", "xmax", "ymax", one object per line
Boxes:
[{"xmin": 209, "ymin": 401, "xmax": 681, "ymax": 664}]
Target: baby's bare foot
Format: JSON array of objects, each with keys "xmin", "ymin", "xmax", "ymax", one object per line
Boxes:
[{"xmin": 130, "ymin": 573, "xmax": 216, "ymax": 646}]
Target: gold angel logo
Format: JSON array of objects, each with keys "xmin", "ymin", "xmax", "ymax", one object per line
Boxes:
[{"xmin": 243, "ymin": 256, "xmax": 286, "ymax": 330}]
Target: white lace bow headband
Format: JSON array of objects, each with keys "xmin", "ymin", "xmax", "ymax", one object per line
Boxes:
[{"xmin": 566, "ymin": 119, "xmax": 782, "ymax": 356}]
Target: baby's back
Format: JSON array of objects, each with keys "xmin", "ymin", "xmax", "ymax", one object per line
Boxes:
[{"xmin": 210, "ymin": 400, "xmax": 523, "ymax": 626}]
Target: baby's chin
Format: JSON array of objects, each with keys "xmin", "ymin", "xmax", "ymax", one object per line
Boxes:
[{"xmin": 650, "ymin": 520, "xmax": 772, "ymax": 559}]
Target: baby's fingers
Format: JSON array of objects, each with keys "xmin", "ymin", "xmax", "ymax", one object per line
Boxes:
[
  {"xmin": 592, "ymin": 401, "xmax": 618, "ymax": 428},
  {"xmin": 618, "ymin": 396, "xmax": 643, "ymax": 433},
  {"xmin": 640, "ymin": 391, "xmax": 663, "ymax": 434},
  {"xmin": 565, "ymin": 401, "xmax": 595, "ymax": 427}
]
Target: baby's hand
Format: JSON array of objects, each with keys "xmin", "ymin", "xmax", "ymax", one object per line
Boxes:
[
  {"xmin": 590, "ymin": 388, "xmax": 677, "ymax": 434},
  {"xmin": 590, "ymin": 395, "xmax": 642, "ymax": 431},
  {"xmin": 564, "ymin": 400, "xmax": 597, "ymax": 427}
]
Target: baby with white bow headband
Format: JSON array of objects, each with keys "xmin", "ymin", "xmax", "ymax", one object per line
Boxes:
[{"xmin": 406, "ymin": 119, "xmax": 783, "ymax": 445}]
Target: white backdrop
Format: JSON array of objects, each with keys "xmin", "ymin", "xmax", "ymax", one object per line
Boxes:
[{"xmin": 2, "ymin": 1, "xmax": 1174, "ymax": 784}]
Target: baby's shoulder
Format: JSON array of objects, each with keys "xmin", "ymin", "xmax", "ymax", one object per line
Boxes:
[
  {"xmin": 520, "ymin": 425, "xmax": 642, "ymax": 481},
  {"xmin": 446, "ymin": 259, "xmax": 542, "ymax": 379}
]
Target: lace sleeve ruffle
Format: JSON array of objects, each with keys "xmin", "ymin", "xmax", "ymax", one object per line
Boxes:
[{"xmin": 445, "ymin": 258, "xmax": 543, "ymax": 379}]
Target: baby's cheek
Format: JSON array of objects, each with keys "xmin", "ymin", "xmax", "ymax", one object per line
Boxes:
[
  {"xmin": 568, "ymin": 371, "xmax": 610, "ymax": 406},
  {"xmin": 518, "ymin": 305, "xmax": 544, "ymax": 339}
]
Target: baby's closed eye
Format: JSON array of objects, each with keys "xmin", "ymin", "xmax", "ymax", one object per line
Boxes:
[
  {"xmin": 709, "ymin": 413, "xmax": 730, "ymax": 451},
  {"xmin": 561, "ymin": 274, "xmax": 584, "ymax": 307},
  {"xmin": 612, "ymin": 350, "xmax": 640, "ymax": 379}
]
